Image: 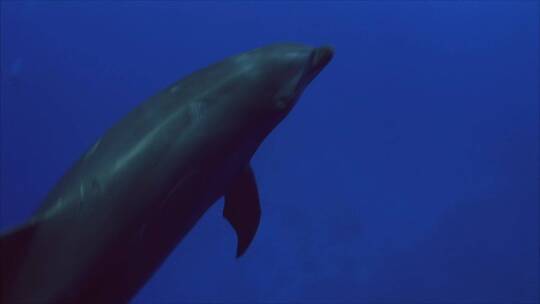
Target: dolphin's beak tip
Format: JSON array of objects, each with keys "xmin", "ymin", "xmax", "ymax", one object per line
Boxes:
[
  {"xmin": 320, "ymin": 45, "xmax": 335, "ymax": 55},
  {"xmin": 312, "ymin": 45, "xmax": 334, "ymax": 70}
]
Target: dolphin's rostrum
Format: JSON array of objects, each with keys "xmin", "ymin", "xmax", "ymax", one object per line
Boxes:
[{"xmin": 0, "ymin": 43, "xmax": 333, "ymax": 303}]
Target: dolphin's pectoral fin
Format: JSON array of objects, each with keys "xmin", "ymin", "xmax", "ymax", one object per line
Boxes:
[
  {"xmin": 0, "ymin": 219, "xmax": 39, "ymax": 290},
  {"xmin": 223, "ymin": 164, "xmax": 261, "ymax": 258}
]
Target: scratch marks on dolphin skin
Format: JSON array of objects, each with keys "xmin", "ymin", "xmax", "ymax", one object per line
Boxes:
[
  {"xmin": 233, "ymin": 54, "xmax": 260, "ymax": 80},
  {"xmin": 159, "ymin": 170, "xmax": 196, "ymax": 211},
  {"xmin": 77, "ymin": 178, "xmax": 102, "ymax": 213},
  {"xmin": 236, "ymin": 56, "xmax": 257, "ymax": 74},
  {"xmin": 169, "ymin": 85, "xmax": 180, "ymax": 94},
  {"xmin": 189, "ymin": 102, "xmax": 205, "ymax": 123},
  {"xmin": 111, "ymin": 110, "xmax": 182, "ymax": 175},
  {"xmin": 79, "ymin": 183, "xmax": 86, "ymax": 211},
  {"xmin": 80, "ymin": 183, "xmax": 85, "ymax": 201},
  {"xmin": 42, "ymin": 178, "xmax": 102, "ymax": 218},
  {"xmin": 84, "ymin": 139, "xmax": 101, "ymax": 161},
  {"xmin": 44, "ymin": 196, "xmax": 66, "ymax": 217}
]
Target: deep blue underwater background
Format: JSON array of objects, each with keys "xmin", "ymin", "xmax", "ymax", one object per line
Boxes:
[{"xmin": 1, "ymin": 1, "xmax": 539, "ymax": 303}]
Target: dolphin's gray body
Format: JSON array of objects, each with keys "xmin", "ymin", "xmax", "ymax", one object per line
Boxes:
[{"xmin": 0, "ymin": 43, "xmax": 333, "ymax": 303}]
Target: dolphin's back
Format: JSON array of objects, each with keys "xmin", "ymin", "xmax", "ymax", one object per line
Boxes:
[
  {"xmin": 35, "ymin": 54, "xmax": 243, "ymax": 217},
  {"xmin": 1, "ymin": 53, "xmax": 250, "ymax": 304}
]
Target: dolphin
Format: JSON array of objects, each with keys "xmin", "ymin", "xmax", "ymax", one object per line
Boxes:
[{"xmin": 0, "ymin": 43, "xmax": 333, "ymax": 303}]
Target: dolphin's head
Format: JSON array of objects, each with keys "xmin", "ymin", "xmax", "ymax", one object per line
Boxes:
[
  {"xmin": 186, "ymin": 43, "xmax": 333, "ymax": 163},
  {"xmin": 229, "ymin": 43, "xmax": 333, "ymax": 142},
  {"xmin": 256, "ymin": 44, "xmax": 334, "ymax": 112},
  {"xmin": 253, "ymin": 44, "xmax": 333, "ymax": 113}
]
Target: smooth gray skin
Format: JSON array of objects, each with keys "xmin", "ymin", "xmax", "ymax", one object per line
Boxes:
[{"xmin": 0, "ymin": 43, "xmax": 333, "ymax": 303}]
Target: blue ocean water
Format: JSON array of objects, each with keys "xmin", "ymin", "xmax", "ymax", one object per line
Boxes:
[{"xmin": 0, "ymin": 1, "xmax": 538, "ymax": 303}]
